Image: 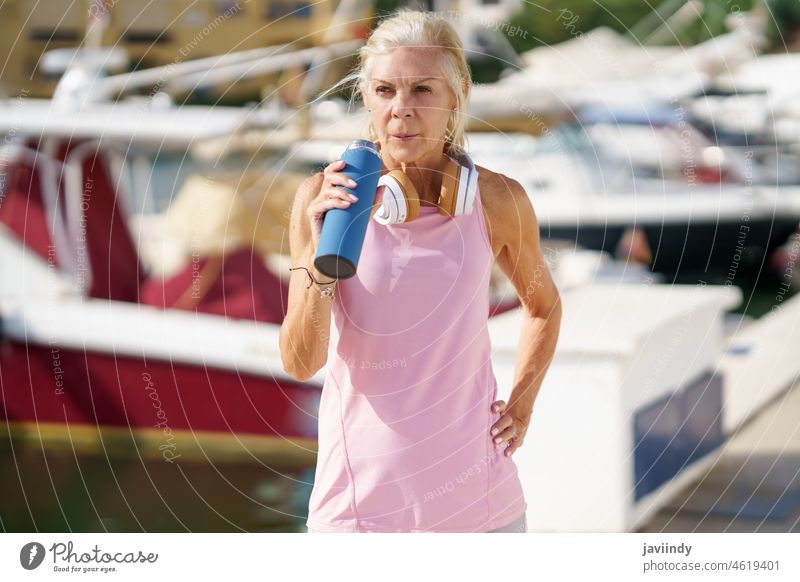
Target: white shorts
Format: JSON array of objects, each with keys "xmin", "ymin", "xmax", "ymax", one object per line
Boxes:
[{"xmin": 306, "ymin": 512, "xmax": 527, "ymax": 533}]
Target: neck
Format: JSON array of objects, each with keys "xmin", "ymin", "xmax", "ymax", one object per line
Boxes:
[{"xmin": 380, "ymin": 144, "xmax": 450, "ymax": 206}]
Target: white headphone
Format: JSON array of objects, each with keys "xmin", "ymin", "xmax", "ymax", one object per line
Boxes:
[{"xmin": 373, "ymin": 146, "xmax": 479, "ymax": 225}]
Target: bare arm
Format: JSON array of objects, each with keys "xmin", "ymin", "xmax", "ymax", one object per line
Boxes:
[
  {"xmin": 279, "ymin": 158, "xmax": 381, "ymax": 381},
  {"xmin": 280, "ymin": 151, "xmax": 372, "ymax": 381},
  {"xmin": 488, "ymin": 174, "xmax": 562, "ymax": 455},
  {"xmin": 279, "ymin": 173, "xmax": 334, "ymax": 381}
]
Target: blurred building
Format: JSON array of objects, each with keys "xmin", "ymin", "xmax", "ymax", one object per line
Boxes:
[
  {"xmin": 455, "ymin": 0, "xmax": 522, "ymax": 22},
  {"xmin": 0, "ymin": 0, "xmax": 362, "ymax": 100}
]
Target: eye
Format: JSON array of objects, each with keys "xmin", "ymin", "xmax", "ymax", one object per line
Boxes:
[{"xmin": 374, "ymin": 85, "xmax": 430, "ymax": 94}]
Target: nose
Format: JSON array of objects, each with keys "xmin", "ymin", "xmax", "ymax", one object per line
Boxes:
[{"xmin": 391, "ymin": 90, "xmax": 413, "ymax": 118}]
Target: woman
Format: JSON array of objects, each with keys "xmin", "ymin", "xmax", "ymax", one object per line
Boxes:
[{"xmin": 279, "ymin": 9, "xmax": 562, "ymax": 533}]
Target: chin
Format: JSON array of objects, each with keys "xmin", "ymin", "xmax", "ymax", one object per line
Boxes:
[{"xmin": 387, "ymin": 151, "xmax": 422, "ymax": 165}]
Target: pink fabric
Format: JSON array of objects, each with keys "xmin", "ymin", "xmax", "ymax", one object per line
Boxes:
[{"xmin": 306, "ymin": 184, "xmax": 528, "ymax": 532}]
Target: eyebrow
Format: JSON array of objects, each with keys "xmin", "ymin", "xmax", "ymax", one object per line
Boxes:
[{"xmin": 372, "ymin": 77, "xmax": 438, "ymax": 85}]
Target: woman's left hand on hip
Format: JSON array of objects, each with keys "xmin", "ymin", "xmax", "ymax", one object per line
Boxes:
[{"xmin": 489, "ymin": 400, "xmax": 529, "ymax": 457}]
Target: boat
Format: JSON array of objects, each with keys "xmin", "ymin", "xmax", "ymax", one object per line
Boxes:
[
  {"xmin": 465, "ymin": 107, "xmax": 800, "ymax": 282},
  {"xmin": 0, "ymin": 111, "xmax": 318, "ymax": 465},
  {"xmin": 685, "ymin": 52, "xmax": 800, "ymax": 151},
  {"xmin": 466, "ymin": 6, "xmax": 769, "ymax": 133},
  {"xmin": 0, "ymin": 20, "xmax": 524, "ymax": 462},
  {"xmin": 0, "ymin": 25, "xmax": 368, "ymax": 463}
]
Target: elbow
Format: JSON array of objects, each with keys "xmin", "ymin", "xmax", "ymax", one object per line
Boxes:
[
  {"xmin": 292, "ymin": 359, "xmax": 326, "ymax": 383},
  {"xmin": 279, "ymin": 325, "xmax": 324, "ymax": 382},
  {"xmin": 544, "ymin": 293, "xmax": 563, "ymax": 324},
  {"xmin": 281, "ymin": 353, "xmax": 318, "ymax": 383},
  {"xmin": 284, "ymin": 365, "xmax": 316, "ymax": 383},
  {"xmin": 549, "ymin": 292, "xmax": 563, "ymax": 319},
  {"xmin": 527, "ymin": 290, "xmax": 563, "ymax": 323},
  {"xmin": 281, "ymin": 354, "xmax": 309, "ymax": 382}
]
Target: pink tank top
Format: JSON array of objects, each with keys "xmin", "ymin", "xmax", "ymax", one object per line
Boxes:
[{"xmin": 306, "ymin": 182, "xmax": 528, "ymax": 532}]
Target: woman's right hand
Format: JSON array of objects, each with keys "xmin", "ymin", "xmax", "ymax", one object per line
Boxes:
[
  {"xmin": 307, "ymin": 159, "xmax": 385, "ymax": 249},
  {"xmin": 307, "ymin": 159, "xmax": 358, "ymax": 249}
]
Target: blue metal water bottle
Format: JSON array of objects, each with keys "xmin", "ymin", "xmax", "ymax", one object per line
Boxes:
[{"xmin": 314, "ymin": 139, "xmax": 382, "ymax": 279}]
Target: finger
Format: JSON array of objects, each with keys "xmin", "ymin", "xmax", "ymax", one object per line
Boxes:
[
  {"xmin": 310, "ymin": 194, "xmax": 350, "ymax": 213},
  {"xmin": 327, "ymin": 173, "xmax": 358, "ymax": 191},
  {"xmin": 309, "ymin": 194, "xmax": 347, "ymax": 215},
  {"xmin": 490, "ymin": 415, "xmax": 513, "ymax": 438},
  {"xmin": 505, "ymin": 438, "xmax": 522, "ymax": 457},
  {"xmin": 493, "ymin": 424, "xmax": 516, "ymax": 446},
  {"xmin": 324, "ymin": 159, "xmax": 346, "ymax": 173},
  {"xmin": 322, "ymin": 186, "xmax": 357, "ymax": 205},
  {"xmin": 323, "ymin": 194, "xmax": 353, "ymax": 209},
  {"xmin": 490, "ymin": 412, "xmax": 512, "ymax": 435},
  {"xmin": 491, "ymin": 400, "xmax": 506, "ymax": 413}
]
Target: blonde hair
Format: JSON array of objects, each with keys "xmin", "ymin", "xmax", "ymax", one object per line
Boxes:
[{"xmin": 319, "ymin": 8, "xmax": 471, "ymax": 155}]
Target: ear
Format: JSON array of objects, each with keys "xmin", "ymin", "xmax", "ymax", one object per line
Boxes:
[
  {"xmin": 449, "ymin": 90, "xmax": 458, "ymax": 111},
  {"xmin": 460, "ymin": 76, "xmax": 469, "ymax": 104},
  {"xmin": 450, "ymin": 78, "xmax": 468, "ymax": 111}
]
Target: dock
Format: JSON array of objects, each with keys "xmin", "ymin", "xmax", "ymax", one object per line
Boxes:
[
  {"xmin": 492, "ymin": 283, "xmax": 800, "ymax": 533},
  {"xmin": 638, "ymin": 375, "xmax": 800, "ymax": 532}
]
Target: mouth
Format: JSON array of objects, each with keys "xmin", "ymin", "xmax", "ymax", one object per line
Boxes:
[{"xmin": 391, "ymin": 133, "xmax": 417, "ymax": 140}]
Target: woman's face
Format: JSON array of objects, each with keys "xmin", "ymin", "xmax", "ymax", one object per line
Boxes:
[{"xmin": 363, "ymin": 46, "xmax": 457, "ymax": 166}]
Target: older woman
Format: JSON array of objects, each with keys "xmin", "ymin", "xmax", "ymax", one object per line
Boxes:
[{"xmin": 279, "ymin": 9, "xmax": 561, "ymax": 533}]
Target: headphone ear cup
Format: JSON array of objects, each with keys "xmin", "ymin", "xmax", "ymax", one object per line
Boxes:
[
  {"xmin": 374, "ymin": 170, "xmax": 421, "ymax": 224},
  {"xmin": 439, "ymin": 151, "xmax": 479, "ymax": 217},
  {"xmin": 438, "ymin": 157, "xmax": 461, "ymax": 216},
  {"xmin": 389, "ymin": 170, "xmax": 421, "ymax": 222}
]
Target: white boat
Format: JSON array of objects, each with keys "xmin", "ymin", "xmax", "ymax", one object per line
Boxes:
[
  {"xmin": 465, "ymin": 114, "xmax": 800, "ymax": 281},
  {"xmin": 689, "ymin": 53, "xmax": 800, "ymax": 145},
  {"xmin": 278, "ymin": 123, "xmax": 800, "ymax": 283},
  {"xmin": 0, "ymin": 27, "xmax": 365, "ymax": 460},
  {"xmin": 469, "ymin": 7, "xmax": 769, "ymax": 125}
]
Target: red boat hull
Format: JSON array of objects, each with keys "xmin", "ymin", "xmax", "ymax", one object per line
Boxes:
[{"xmin": 0, "ymin": 340, "xmax": 320, "ymax": 461}]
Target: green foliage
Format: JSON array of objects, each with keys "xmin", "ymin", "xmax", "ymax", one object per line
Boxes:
[
  {"xmin": 501, "ymin": 0, "xmax": 800, "ymax": 54},
  {"xmin": 766, "ymin": 0, "xmax": 800, "ymax": 46},
  {"xmin": 505, "ymin": 0, "xmax": 656, "ymax": 54},
  {"xmin": 365, "ymin": 1, "xmax": 799, "ymax": 79},
  {"xmin": 375, "ymin": 0, "xmax": 416, "ymax": 18},
  {"xmin": 679, "ymin": 0, "xmax": 754, "ymax": 44}
]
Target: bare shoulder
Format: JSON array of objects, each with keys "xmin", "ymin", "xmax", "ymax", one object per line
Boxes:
[
  {"xmin": 476, "ymin": 164, "xmax": 527, "ymax": 208},
  {"xmin": 475, "ymin": 165, "xmax": 533, "ymax": 254}
]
